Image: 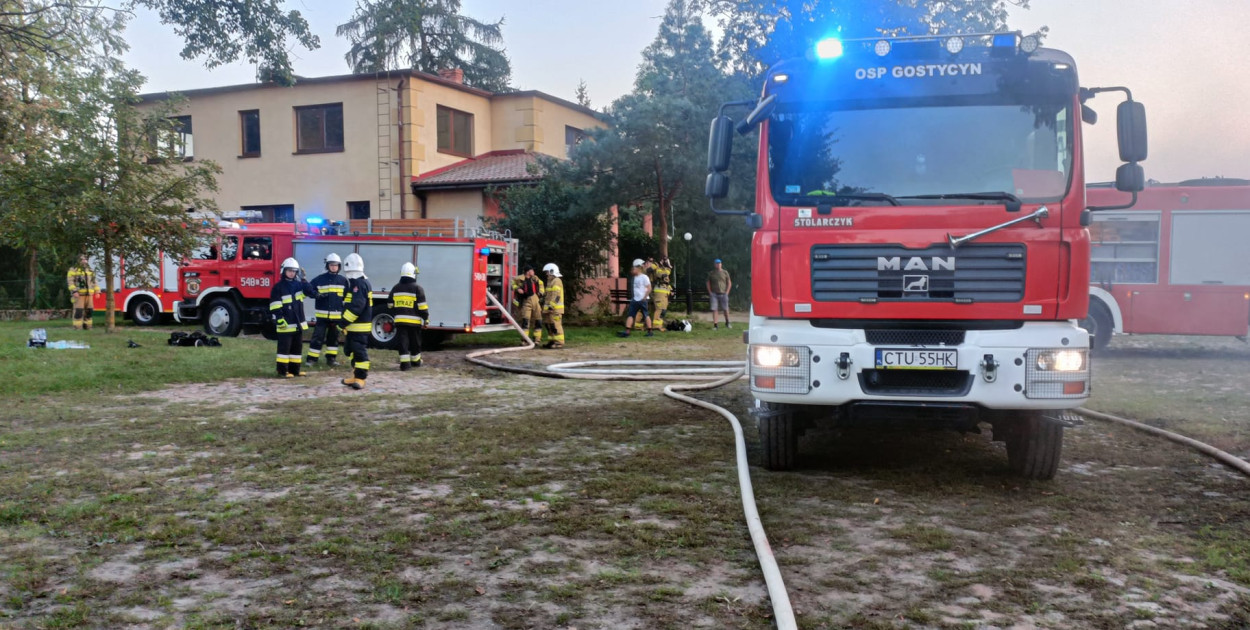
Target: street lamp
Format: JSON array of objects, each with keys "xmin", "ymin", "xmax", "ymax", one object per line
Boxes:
[{"xmin": 683, "ymin": 232, "xmax": 693, "ymax": 317}]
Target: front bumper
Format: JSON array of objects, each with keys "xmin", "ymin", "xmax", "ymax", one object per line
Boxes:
[{"xmin": 748, "ymin": 319, "xmax": 1090, "ymax": 410}]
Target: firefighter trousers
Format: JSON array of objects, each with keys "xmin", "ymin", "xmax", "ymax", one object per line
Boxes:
[
  {"xmin": 72, "ymin": 294, "xmax": 93, "ymax": 330},
  {"xmin": 397, "ymin": 324, "xmax": 422, "ymax": 368},
  {"xmin": 544, "ymin": 312, "xmax": 565, "ymax": 347},
  {"xmin": 345, "ymin": 331, "xmax": 370, "ymax": 380},
  {"xmin": 651, "ymin": 291, "xmax": 670, "ymax": 328},
  {"xmin": 518, "ymin": 296, "xmax": 543, "ymax": 342},
  {"xmin": 307, "ymin": 319, "xmax": 339, "ymax": 363},
  {"xmin": 276, "ymin": 332, "xmax": 304, "ymax": 376}
]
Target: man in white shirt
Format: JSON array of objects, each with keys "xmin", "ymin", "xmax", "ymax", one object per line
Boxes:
[{"xmin": 617, "ymin": 259, "xmax": 654, "ymax": 338}]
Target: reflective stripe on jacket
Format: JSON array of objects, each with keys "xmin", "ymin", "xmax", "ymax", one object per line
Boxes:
[
  {"xmin": 543, "ymin": 278, "xmax": 564, "ymax": 314},
  {"xmin": 67, "ymin": 267, "xmax": 97, "ymax": 295},
  {"xmin": 342, "ymin": 276, "xmax": 373, "ymax": 333},
  {"xmin": 270, "ymin": 277, "xmax": 316, "ymax": 333},
  {"xmin": 311, "ymin": 271, "xmax": 348, "ymax": 319}
]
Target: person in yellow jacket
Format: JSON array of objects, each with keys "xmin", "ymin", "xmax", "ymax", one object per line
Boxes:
[
  {"xmin": 511, "ymin": 266, "xmax": 545, "ymax": 343},
  {"xmin": 66, "ymin": 258, "xmax": 98, "ymax": 330},
  {"xmin": 541, "ymin": 262, "xmax": 565, "ymax": 349},
  {"xmin": 651, "ymin": 257, "xmax": 674, "ymax": 330}
]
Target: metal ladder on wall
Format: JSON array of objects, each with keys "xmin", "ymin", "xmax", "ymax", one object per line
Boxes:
[{"xmin": 376, "ymin": 74, "xmax": 397, "ymax": 220}]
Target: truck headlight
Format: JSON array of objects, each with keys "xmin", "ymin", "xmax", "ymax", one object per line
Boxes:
[
  {"xmin": 1035, "ymin": 349, "xmax": 1085, "ymax": 372},
  {"xmin": 753, "ymin": 345, "xmax": 800, "ymax": 368}
]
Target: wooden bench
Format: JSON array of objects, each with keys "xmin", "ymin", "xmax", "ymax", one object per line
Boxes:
[{"xmin": 609, "ymin": 287, "xmax": 710, "ymax": 315}]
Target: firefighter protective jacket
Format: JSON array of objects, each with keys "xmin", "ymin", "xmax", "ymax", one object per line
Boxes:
[
  {"xmin": 511, "ymin": 274, "xmax": 544, "ymax": 307},
  {"xmin": 269, "ymin": 276, "xmax": 316, "ymax": 334},
  {"xmin": 388, "ymin": 277, "xmax": 429, "ymax": 326},
  {"xmin": 543, "ymin": 277, "xmax": 564, "ymax": 314},
  {"xmin": 653, "ymin": 265, "xmax": 673, "ymax": 293},
  {"xmin": 310, "ymin": 270, "xmax": 349, "ymax": 320},
  {"xmin": 67, "ymin": 266, "xmax": 97, "ymax": 296},
  {"xmin": 342, "ymin": 276, "xmax": 374, "ymax": 334}
]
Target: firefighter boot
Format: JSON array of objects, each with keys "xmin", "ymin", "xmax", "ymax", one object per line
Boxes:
[
  {"xmin": 325, "ymin": 355, "xmax": 338, "ymax": 367},
  {"xmin": 306, "ymin": 356, "xmax": 318, "ymax": 366},
  {"xmin": 400, "ymin": 361, "xmax": 411, "ymax": 372},
  {"xmin": 413, "ymin": 354, "xmax": 422, "ymax": 368},
  {"xmin": 276, "ymin": 362, "xmax": 288, "ymax": 378},
  {"xmin": 341, "ymin": 377, "xmax": 363, "ymax": 389}
]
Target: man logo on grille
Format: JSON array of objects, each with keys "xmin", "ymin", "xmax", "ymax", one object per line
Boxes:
[{"xmin": 903, "ymin": 275, "xmax": 929, "ymax": 293}]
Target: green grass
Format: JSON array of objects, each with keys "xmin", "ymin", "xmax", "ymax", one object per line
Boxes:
[{"xmin": 0, "ymin": 319, "xmax": 271, "ymax": 398}]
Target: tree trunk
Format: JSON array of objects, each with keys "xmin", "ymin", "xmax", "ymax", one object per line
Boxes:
[
  {"xmin": 102, "ymin": 244, "xmax": 117, "ymax": 332},
  {"xmin": 654, "ymin": 158, "xmax": 670, "ymax": 259},
  {"xmin": 26, "ymin": 247, "xmax": 37, "ymax": 308}
]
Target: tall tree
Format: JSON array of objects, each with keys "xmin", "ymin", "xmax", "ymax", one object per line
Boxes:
[
  {"xmin": 574, "ymin": 78, "xmax": 590, "ymax": 108},
  {"xmin": 337, "ymin": 0, "xmax": 511, "ymax": 92}
]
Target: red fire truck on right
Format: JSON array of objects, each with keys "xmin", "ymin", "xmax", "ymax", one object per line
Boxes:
[
  {"xmin": 1083, "ymin": 178, "xmax": 1250, "ymax": 350},
  {"xmin": 705, "ymin": 31, "xmax": 1149, "ymax": 480}
]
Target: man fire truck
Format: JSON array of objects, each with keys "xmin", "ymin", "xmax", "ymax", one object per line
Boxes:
[
  {"xmin": 173, "ymin": 220, "xmax": 518, "ymax": 348},
  {"xmin": 705, "ymin": 32, "xmax": 1148, "ymax": 479}
]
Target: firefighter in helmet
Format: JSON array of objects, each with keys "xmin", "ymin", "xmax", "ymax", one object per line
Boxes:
[
  {"xmin": 541, "ymin": 263, "xmax": 565, "ymax": 349},
  {"xmin": 270, "ymin": 257, "xmax": 317, "ymax": 377},
  {"xmin": 651, "ymin": 256, "xmax": 674, "ymax": 330},
  {"xmin": 339, "ymin": 253, "xmax": 372, "ymax": 390},
  {"xmin": 388, "ymin": 262, "xmax": 429, "ymax": 371},
  {"xmin": 307, "ymin": 253, "xmax": 347, "ymax": 367},
  {"xmin": 511, "ymin": 265, "xmax": 545, "ymax": 344},
  {"xmin": 66, "ymin": 257, "xmax": 98, "ymax": 330}
]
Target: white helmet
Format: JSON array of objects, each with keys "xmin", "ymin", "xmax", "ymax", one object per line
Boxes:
[
  {"xmin": 342, "ymin": 253, "xmax": 365, "ymax": 278},
  {"xmin": 400, "ymin": 262, "xmax": 417, "ymax": 278},
  {"xmin": 280, "ymin": 257, "xmax": 300, "ymax": 272},
  {"xmin": 542, "ymin": 262, "xmax": 561, "ymax": 278},
  {"xmin": 324, "ymin": 253, "xmax": 342, "ymax": 269},
  {"xmin": 632, "ymin": 258, "xmax": 645, "ymax": 268}
]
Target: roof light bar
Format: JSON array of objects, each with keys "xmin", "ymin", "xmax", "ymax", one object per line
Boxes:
[
  {"xmin": 815, "ymin": 38, "xmax": 844, "ymax": 59},
  {"xmin": 1020, "ymin": 35, "xmax": 1040, "ymax": 53},
  {"xmin": 874, "ymin": 39, "xmax": 891, "ymax": 56},
  {"xmin": 944, "ymin": 36, "xmax": 965, "ymax": 54}
]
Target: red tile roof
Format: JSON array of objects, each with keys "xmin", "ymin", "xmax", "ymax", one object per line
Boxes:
[{"xmin": 411, "ymin": 150, "xmax": 543, "ymax": 189}]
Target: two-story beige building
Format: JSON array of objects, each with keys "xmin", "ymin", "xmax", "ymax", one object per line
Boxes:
[{"xmin": 140, "ymin": 68, "xmax": 603, "ymax": 227}]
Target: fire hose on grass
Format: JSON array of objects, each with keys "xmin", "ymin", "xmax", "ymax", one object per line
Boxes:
[
  {"xmin": 465, "ymin": 293, "xmax": 798, "ymax": 630},
  {"xmin": 465, "ymin": 297, "xmax": 1250, "ymax": 630}
]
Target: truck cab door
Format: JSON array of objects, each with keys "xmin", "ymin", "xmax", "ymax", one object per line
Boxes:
[{"xmin": 235, "ymin": 235, "xmax": 277, "ymax": 297}]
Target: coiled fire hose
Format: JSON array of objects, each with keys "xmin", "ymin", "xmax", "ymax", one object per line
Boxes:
[{"xmin": 465, "ymin": 294, "xmax": 798, "ymax": 630}]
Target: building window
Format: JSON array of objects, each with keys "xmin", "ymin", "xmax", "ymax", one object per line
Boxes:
[
  {"xmin": 347, "ymin": 201, "xmax": 371, "ymax": 220},
  {"xmin": 565, "ymin": 125, "xmax": 586, "ymax": 156},
  {"xmin": 295, "ymin": 103, "xmax": 344, "ymax": 153},
  {"xmin": 240, "ymin": 110, "xmax": 261, "ymax": 157},
  {"xmin": 436, "ymin": 105, "xmax": 473, "ymax": 157},
  {"xmin": 240, "ymin": 204, "xmax": 295, "ymax": 224},
  {"xmin": 152, "ymin": 115, "xmax": 193, "ymax": 160}
]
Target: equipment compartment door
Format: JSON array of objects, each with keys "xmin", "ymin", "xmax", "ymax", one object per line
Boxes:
[
  {"xmin": 1129, "ymin": 289, "xmax": 1250, "ymax": 336},
  {"xmin": 416, "ymin": 244, "xmax": 473, "ymax": 329}
]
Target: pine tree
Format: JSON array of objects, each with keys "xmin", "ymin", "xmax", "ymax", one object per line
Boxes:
[
  {"xmin": 574, "ymin": 79, "xmax": 591, "ymax": 108},
  {"xmin": 337, "ymin": 0, "xmax": 512, "ymax": 92}
]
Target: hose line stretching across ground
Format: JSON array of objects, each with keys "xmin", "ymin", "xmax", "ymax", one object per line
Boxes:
[{"xmin": 465, "ymin": 294, "xmax": 798, "ymax": 630}]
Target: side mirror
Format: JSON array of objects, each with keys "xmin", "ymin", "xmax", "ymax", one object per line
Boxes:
[
  {"xmin": 1116, "ymin": 101, "xmax": 1147, "ymax": 163},
  {"xmin": 1115, "ymin": 162, "xmax": 1145, "ymax": 193},
  {"xmin": 1080, "ymin": 104, "xmax": 1098, "ymax": 125},
  {"xmin": 707, "ymin": 116, "xmax": 733, "ymax": 173},
  {"xmin": 736, "ymin": 94, "xmax": 777, "ymax": 135},
  {"xmin": 705, "ymin": 172, "xmax": 729, "ymax": 199}
]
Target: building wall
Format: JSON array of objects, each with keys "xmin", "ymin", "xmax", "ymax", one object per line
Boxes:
[{"xmin": 422, "ymin": 190, "xmax": 485, "ymax": 224}]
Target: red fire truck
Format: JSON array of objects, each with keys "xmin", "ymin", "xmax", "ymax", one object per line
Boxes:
[
  {"xmin": 705, "ymin": 32, "xmax": 1148, "ymax": 479},
  {"xmin": 1083, "ymin": 179, "xmax": 1250, "ymax": 350},
  {"xmin": 90, "ymin": 252, "xmax": 180, "ymax": 326},
  {"xmin": 172, "ymin": 220, "xmax": 519, "ymax": 347}
]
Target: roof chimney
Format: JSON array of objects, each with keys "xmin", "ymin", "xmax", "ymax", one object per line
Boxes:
[{"xmin": 438, "ymin": 68, "xmax": 465, "ymax": 84}]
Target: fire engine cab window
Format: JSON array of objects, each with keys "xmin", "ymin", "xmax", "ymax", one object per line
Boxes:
[
  {"xmin": 220, "ymin": 237, "xmax": 238, "ymax": 261},
  {"xmin": 243, "ymin": 237, "xmax": 272, "ymax": 261},
  {"xmin": 768, "ymin": 102, "xmax": 1072, "ymax": 204}
]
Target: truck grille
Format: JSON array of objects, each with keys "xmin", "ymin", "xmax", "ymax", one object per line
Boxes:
[
  {"xmin": 811, "ymin": 244, "xmax": 1026, "ymax": 303},
  {"xmin": 865, "ymin": 329, "xmax": 966, "ymax": 346}
]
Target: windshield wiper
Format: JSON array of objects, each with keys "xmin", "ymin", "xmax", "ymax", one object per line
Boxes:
[
  {"xmin": 799, "ymin": 192, "xmax": 900, "ymax": 206},
  {"xmin": 898, "ymin": 192, "xmax": 1023, "ymax": 212}
]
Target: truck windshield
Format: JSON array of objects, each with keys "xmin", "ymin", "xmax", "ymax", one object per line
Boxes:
[{"xmin": 768, "ymin": 100, "xmax": 1072, "ymax": 206}]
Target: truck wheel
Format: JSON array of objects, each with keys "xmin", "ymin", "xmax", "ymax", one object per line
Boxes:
[
  {"xmin": 370, "ymin": 312, "xmax": 400, "ymax": 350},
  {"xmin": 757, "ymin": 401, "xmax": 799, "ymax": 471},
  {"xmin": 1080, "ymin": 299, "xmax": 1114, "ymax": 354},
  {"xmin": 203, "ymin": 299, "xmax": 243, "ymax": 337},
  {"xmin": 1004, "ymin": 411, "xmax": 1064, "ymax": 480},
  {"xmin": 127, "ymin": 297, "xmax": 161, "ymax": 326}
]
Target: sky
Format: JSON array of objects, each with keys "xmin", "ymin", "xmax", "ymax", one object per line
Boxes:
[{"xmin": 122, "ymin": 0, "xmax": 1250, "ymax": 183}]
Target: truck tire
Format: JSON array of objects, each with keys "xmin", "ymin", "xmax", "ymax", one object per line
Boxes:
[
  {"xmin": 757, "ymin": 401, "xmax": 799, "ymax": 471},
  {"xmin": 1080, "ymin": 299, "xmax": 1114, "ymax": 354},
  {"xmin": 1004, "ymin": 411, "xmax": 1064, "ymax": 480},
  {"xmin": 127, "ymin": 296, "xmax": 161, "ymax": 326},
  {"xmin": 203, "ymin": 298, "xmax": 243, "ymax": 337},
  {"xmin": 369, "ymin": 312, "xmax": 400, "ymax": 350}
]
